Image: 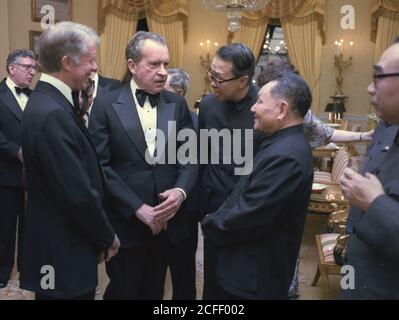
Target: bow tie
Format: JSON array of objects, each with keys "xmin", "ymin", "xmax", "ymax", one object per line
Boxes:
[
  {"xmin": 15, "ymin": 87, "xmax": 32, "ymax": 96},
  {"xmin": 135, "ymin": 89, "xmax": 160, "ymax": 108}
]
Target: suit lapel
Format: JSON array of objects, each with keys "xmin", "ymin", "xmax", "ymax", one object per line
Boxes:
[
  {"xmin": 0, "ymin": 80, "xmax": 23, "ymax": 121},
  {"xmin": 156, "ymin": 98, "xmax": 176, "ymax": 162},
  {"xmin": 112, "ymin": 86, "xmax": 149, "ymax": 162}
]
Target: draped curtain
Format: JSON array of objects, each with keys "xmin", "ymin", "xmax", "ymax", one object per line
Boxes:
[
  {"xmin": 371, "ymin": 0, "xmax": 399, "ymax": 63},
  {"xmin": 98, "ymin": 0, "xmax": 187, "ymax": 78},
  {"xmin": 231, "ymin": 0, "xmax": 325, "ymax": 112}
]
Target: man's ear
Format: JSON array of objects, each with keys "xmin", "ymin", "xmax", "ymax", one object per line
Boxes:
[
  {"xmin": 278, "ymin": 101, "xmax": 289, "ymax": 120},
  {"xmin": 176, "ymin": 88, "xmax": 185, "ymax": 96},
  {"xmin": 127, "ymin": 59, "xmax": 137, "ymax": 75},
  {"xmin": 238, "ymin": 75, "xmax": 250, "ymax": 88},
  {"xmin": 61, "ymin": 56, "xmax": 73, "ymax": 71}
]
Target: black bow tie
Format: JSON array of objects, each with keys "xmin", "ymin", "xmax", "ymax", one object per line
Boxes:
[
  {"xmin": 15, "ymin": 87, "xmax": 32, "ymax": 96},
  {"xmin": 135, "ymin": 89, "xmax": 160, "ymax": 108}
]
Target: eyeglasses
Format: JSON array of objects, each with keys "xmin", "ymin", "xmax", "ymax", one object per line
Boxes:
[
  {"xmin": 373, "ymin": 72, "xmax": 399, "ymax": 85},
  {"xmin": 12, "ymin": 63, "xmax": 38, "ymax": 72},
  {"xmin": 207, "ymin": 70, "xmax": 243, "ymax": 87}
]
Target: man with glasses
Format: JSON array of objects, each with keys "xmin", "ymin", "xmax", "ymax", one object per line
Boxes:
[
  {"xmin": 198, "ymin": 43, "xmax": 263, "ymax": 299},
  {"xmin": 339, "ymin": 37, "xmax": 399, "ymax": 299},
  {"xmin": 0, "ymin": 50, "xmax": 37, "ymax": 289}
]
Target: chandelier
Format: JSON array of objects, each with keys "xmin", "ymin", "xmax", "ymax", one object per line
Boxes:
[{"xmin": 201, "ymin": 0, "xmax": 268, "ymax": 32}]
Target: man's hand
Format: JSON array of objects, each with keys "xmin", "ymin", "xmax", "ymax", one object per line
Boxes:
[
  {"xmin": 135, "ymin": 204, "xmax": 164, "ymax": 235},
  {"xmin": 154, "ymin": 188, "xmax": 184, "ymax": 223},
  {"xmin": 98, "ymin": 235, "xmax": 120, "ymax": 264},
  {"xmin": 17, "ymin": 148, "xmax": 23, "ymax": 163},
  {"xmin": 105, "ymin": 235, "xmax": 121, "ymax": 262},
  {"xmin": 339, "ymin": 168, "xmax": 385, "ymax": 211}
]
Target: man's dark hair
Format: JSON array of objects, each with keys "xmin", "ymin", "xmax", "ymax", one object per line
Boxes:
[
  {"xmin": 269, "ymin": 72, "xmax": 312, "ymax": 118},
  {"xmin": 257, "ymin": 60, "xmax": 299, "ymax": 87},
  {"xmin": 216, "ymin": 43, "xmax": 255, "ymax": 82},
  {"xmin": 393, "ymin": 36, "xmax": 399, "ymax": 44},
  {"xmin": 6, "ymin": 49, "xmax": 36, "ymax": 73}
]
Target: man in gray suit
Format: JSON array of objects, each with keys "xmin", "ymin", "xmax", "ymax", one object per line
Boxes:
[{"xmin": 340, "ymin": 39, "xmax": 399, "ymax": 299}]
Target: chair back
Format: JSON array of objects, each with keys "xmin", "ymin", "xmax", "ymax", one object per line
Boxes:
[{"xmin": 331, "ymin": 148, "xmax": 349, "ymax": 184}]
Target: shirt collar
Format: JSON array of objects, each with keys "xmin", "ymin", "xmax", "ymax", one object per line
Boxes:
[
  {"xmin": 227, "ymin": 85, "xmax": 257, "ymax": 113},
  {"xmin": 6, "ymin": 77, "xmax": 20, "ymax": 95},
  {"xmin": 40, "ymin": 73, "xmax": 74, "ymax": 106},
  {"xmin": 92, "ymin": 72, "xmax": 99, "ymax": 98}
]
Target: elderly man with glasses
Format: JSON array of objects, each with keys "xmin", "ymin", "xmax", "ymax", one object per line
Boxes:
[
  {"xmin": 339, "ymin": 37, "xmax": 399, "ymax": 299},
  {"xmin": 0, "ymin": 50, "xmax": 37, "ymax": 289}
]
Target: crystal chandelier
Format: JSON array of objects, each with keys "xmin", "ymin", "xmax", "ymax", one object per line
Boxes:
[{"xmin": 201, "ymin": 0, "xmax": 268, "ymax": 32}]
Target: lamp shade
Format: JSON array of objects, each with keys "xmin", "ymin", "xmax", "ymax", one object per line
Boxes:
[{"xmin": 324, "ymin": 102, "xmax": 346, "ymax": 113}]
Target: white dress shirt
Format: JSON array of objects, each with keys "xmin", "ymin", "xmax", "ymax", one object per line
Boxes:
[{"xmin": 129, "ymin": 79, "xmax": 186, "ymax": 200}]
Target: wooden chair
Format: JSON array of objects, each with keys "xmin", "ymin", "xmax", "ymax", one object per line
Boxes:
[
  {"xmin": 311, "ymin": 207, "xmax": 349, "ymax": 299},
  {"xmin": 313, "ymin": 147, "xmax": 350, "ymax": 184}
]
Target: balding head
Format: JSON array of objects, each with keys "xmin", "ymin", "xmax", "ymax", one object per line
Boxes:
[{"xmin": 368, "ymin": 42, "xmax": 399, "ymax": 124}]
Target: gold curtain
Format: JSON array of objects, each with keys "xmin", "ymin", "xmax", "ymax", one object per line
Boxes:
[
  {"xmin": 371, "ymin": 0, "xmax": 399, "ymax": 63},
  {"xmin": 283, "ymin": 14, "xmax": 322, "ymax": 113},
  {"xmin": 230, "ymin": 17, "xmax": 269, "ymax": 60},
  {"xmin": 232, "ymin": 0, "xmax": 325, "ymax": 112},
  {"xmin": 237, "ymin": 0, "xmax": 326, "ymax": 43},
  {"xmin": 146, "ymin": 12, "xmax": 184, "ymax": 68},
  {"xmin": 98, "ymin": 0, "xmax": 187, "ymax": 77},
  {"xmin": 98, "ymin": 9, "xmax": 138, "ymax": 79}
]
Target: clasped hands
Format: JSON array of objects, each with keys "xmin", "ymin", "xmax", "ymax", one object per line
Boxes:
[
  {"xmin": 339, "ymin": 168, "xmax": 385, "ymax": 211},
  {"xmin": 135, "ymin": 188, "xmax": 184, "ymax": 235}
]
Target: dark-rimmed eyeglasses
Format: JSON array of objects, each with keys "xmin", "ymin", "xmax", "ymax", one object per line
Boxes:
[
  {"xmin": 207, "ymin": 70, "xmax": 243, "ymax": 87},
  {"xmin": 12, "ymin": 63, "xmax": 38, "ymax": 72},
  {"xmin": 373, "ymin": 72, "xmax": 399, "ymax": 85}
]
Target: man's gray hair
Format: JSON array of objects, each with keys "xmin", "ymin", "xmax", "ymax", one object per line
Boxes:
[
  {"xmin": 125, "ymin": 31, "xmax": 167, "ymax": 63},
  {"xmin": 6, "ymin": 50, "xmax": 36, "ymax": 73},
  {"xmin": 39, "ymin": 21, "xmax": 99, "ymax": 73},
  {"xmin": 167, "ymin": 68, "xmax": 190, "ymax": 96}
]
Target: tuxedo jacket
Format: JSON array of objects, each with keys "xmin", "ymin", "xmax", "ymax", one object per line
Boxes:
[
  {"xmin": 343, "ymin": 131, "xmax": 399, "ymax": 299},
  {"xmin": 202, "ymin": 125, "xmax": 314, "ymax": 299},
  {"xmin": 198, "ymin": 85, "xmax": 263, "ymax": 217},
  {"xmin": 0, "ymin": 79, "xmax": 23, "ymax": 186},
  {"xmin": 89, "ymin": 85, "xmax": 197, "ymax": 248},
  {"xmin": 98, "ymin": 75, "xmax": 122, "ymax": 92},
  {"xmin": 20, "ymin": 81, "xmax": 115, "ymax": 298}
]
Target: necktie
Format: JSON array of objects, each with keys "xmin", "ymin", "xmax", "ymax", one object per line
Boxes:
[
  {"xmin": 135, "ymin": 89, "xmax": 160, "ymax": 108},
  {"xmin": 15, "ymin": 87, "xmax": 32, "ymax": 96}
]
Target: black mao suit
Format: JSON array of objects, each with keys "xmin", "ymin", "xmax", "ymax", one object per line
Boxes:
[
  {"xmin": 20, "ymin": 81, "xmax": 115, "ymax": 298},
  {"xmin": 0, "ymin": 79, "xmax": 26, "ymax": 286},
  {"xmin": 202, "ymin": 125, "xmax": 314, "ymax": 299},
  {"xmin": 198, "ymin": 85, "xmax": 263, "ymax": 298},
  {"xmin": 342, "ymin": 130, "xmax": 399, "ymax": 299},
  {"xmin": 89, "ymin": 85, "xmax": 197, "ymax": 299}
]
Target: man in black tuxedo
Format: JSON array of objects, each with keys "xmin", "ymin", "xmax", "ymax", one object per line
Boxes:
[
  {"xmin": 202, "ymin": 72, "xmax": 314, "ymax": 299},
  {"xmin": 20, "ymin": 21, "xmax": 120, "ymax": 300},
  {"xmin": 0, "ymin": 49, "xmax": 37, "ymax": 289},
  {"xmin": 89, "ymin": 31, "xmax": 197, "ymax": 299},
  {"xmin": 198, "ymin": 43, "xmax": 263, "ymax": 299}
]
